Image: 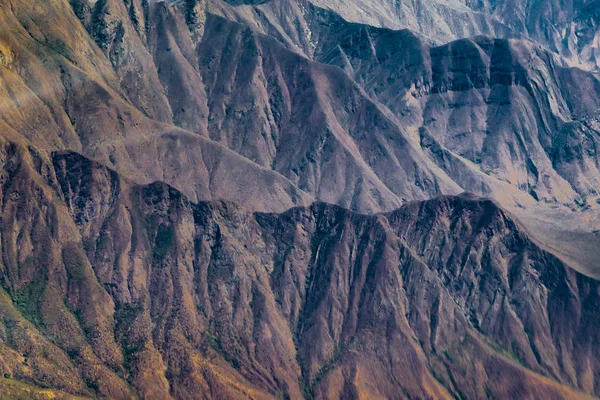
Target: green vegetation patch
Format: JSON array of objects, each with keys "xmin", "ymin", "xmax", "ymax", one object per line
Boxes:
[
  {"xmin": 153, "ymin": 224, "xmax": 175, "ymax": 260},
  {"xmin": 62, "ymin": 246, "xmax": 89, "ymax": 283},
  {"xmin": 12, "ymin": 272, "xmax": 47, "ymax": 329}
]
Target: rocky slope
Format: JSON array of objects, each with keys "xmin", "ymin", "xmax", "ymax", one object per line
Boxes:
[
  {"xmin": 0, "ymin": 141, "xmax": 596, "ymax": 399},
  {"xmin": 225, "ymin": 0, "xmax": 600, "ymax": 205},
  {"xmin": 4, "ymin": 0, "xmax": 600, "ymax": 217},
  {"xmin": 301, "ymin": 0, "xmax": 600, "ymax": 70},
  {"xmin": 0, "ymin": 0, "xmax": 315, "ymax": 212},
  {"xmin": 1, "ymin": 0, "xmax": 600, "ymax": 398},
  {"xmin": 0, "ymin": 0, "xmax": 446, "ymax": 213},
  {"xmin": 211, "ymin": 0, "xmax": 600, "ymax": 274}
]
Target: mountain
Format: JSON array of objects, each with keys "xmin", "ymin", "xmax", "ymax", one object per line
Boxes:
[
  {"xmin": 223, "ymin": 0, "xmax": 600, "ymax": 204},
  {"xmin": 0, "ymin": 143, "xmax": 596, "ymax": 399},
  {"xmin": 1, "ymin": 0, "xmax": 600, "ymax": 398},
  {"xmin": 88, "ymin": 0, "xmax": 600, "ymax": 274},
  {"xmin": 302, "ymin": 0, "xmax": 600, "ymax": 70},
  {"xmin": 217, "ymin": 0, "xmax": 600, "ymax": 274},
  {"xmin": 0, "ymin": 0, "xmax": 314, "ymax": 212},
  {"xmin": 6, "ymin": 0, "xmax": 600, "ymax": 216}
]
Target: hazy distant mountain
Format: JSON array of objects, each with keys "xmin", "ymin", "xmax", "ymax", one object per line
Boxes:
[{"xmin": 305, "ymin": 0, "xmax": 600, "ymax": 70}]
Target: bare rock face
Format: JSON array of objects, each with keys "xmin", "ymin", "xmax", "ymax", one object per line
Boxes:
[
  {"xmin": 0, "ymin": 0, "xmax": 318, "ymax": 212},
  {"xmin": 2, "ymin": 0, "xmax": 600, "ymax": 216},
  {"xmin": 196, "ymin": 13, "xmax": 467, "ymax": 212},
  {"xmin": 225, "ymin": 0, "xmax": 600, "ymax": 207},
  {"xmin": 86, "ymin": 0, "xmax": 175, "ymax": 123}
]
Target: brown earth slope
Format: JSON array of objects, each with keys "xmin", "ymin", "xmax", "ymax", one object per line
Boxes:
[
  {"xmin": 0, "ymin": 140, "xmax": 595, "ymax": 399},
  {"xmin": 0, "ymin": 0, "xmax": 311, "ymax": 211},
  {"xmin": 0, "ymin": 0, "xmax": 600, "ymax": 398}
]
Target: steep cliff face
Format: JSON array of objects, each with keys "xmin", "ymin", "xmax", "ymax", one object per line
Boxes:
[{"xmin": 0, "ymin": 142, "xmax": 596, "ymax": 399}]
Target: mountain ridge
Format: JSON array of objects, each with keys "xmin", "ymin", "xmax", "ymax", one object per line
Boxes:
[
  {"xmin": 0, "ymin": 138, "xmax": 597, "ymax": 398},
  {"xmin": 14, "ymin": 145, "xmax": 600, "ymax": 398},
  {"xmin": 1, "ymin": 0, "xmax": 599, "ymax": 279},
  {"xmin": 0, "ymin": 0, "xmax": 600, "ymax": 398}
]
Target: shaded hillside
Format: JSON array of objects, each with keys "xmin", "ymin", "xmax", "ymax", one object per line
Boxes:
[
  {"xmin": 0, "ymin": 141, "xmax": 595, "ymax": 399},
  {"xmin": 75, "ymin": 0, "xmax": 600, "ymax": 211},
  {"xmin": 224, "ymin": 0, "xmax": 600, "ymax": 207},
  {"xmin": 317, "ymin": 26, "xmax": 600, "ymax": 205},
  {"xmin": 303, "ymin": 0, "xmax": 600, "ymax": 70},
  {"xmin": 0, "ymin": 0, "xmax": 311, "ymax": 211},
  {"xmin": 0, "ymin": 2, "xmax": 600, "ymax": 398}
]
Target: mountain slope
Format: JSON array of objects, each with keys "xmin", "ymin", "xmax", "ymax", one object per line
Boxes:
[
  {"xmin": 1, "ymin": 1, "xmax": 600, "ymax": 398},
  {"xmin": 0, "ymin": 0, "xmax": 313, "ymax": 212},
  {"xmin": 201, "ymin": 0, "xmax": 600, "ymax": 274},
  {"xmin": 0, "ymin": 0, "xmax": 461, "ymax": 213},
  {"xmin": 220, "ymin": 0, "xmax": 600, "ymax": 206},
  {"xmin": 197, "ymin": 13, "xmax": 466, "ymax": 211},
  {"xmin": 0, "ymin": 140, "xmax": 595, "ymax": 399},
  {"xmin": 5, "ymin": 0, "xmax": 600, "ymax": 218},
  {"xmin": 303, "ymin": 0, "xmax": 600, "ymax": 70}
]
